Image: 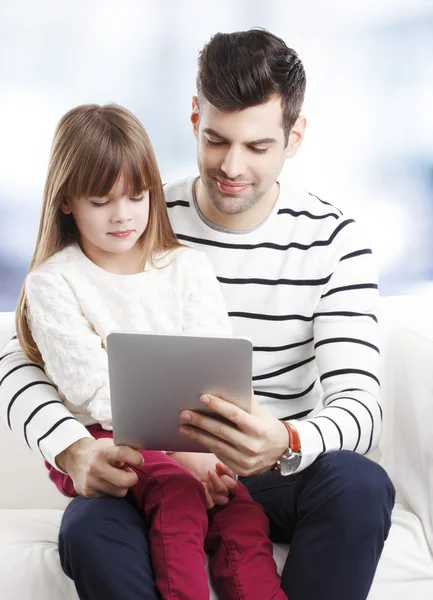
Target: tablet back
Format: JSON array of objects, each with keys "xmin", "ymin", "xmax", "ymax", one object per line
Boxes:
[{"xmin": 107, "ymin": 332, "xmax": 252, "ymax": 452}]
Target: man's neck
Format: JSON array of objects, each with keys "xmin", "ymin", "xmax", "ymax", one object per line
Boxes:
[{"xmin": 194, "ymin": 178, "xmax": 279, "ymax": 232}]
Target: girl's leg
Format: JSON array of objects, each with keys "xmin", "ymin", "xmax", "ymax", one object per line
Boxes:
[
  {"xmin": 47, "ymin": 427, "xmax": 210, "ymax": 600},
  {"xmin": 205, "ymin": 481, "xmax": 287, "ymax": 600},
  {"xmin": 128, "ymin": 451, "xmax": 210, "ymax": 600}
]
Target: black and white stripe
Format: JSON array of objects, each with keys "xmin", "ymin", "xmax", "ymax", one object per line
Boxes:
[
  {"xmin": 0, "ymin": 338, "xmax": 93, "ymax": 468},
  {"xmin": 165, "ymin": 177, "xmax": 382, "ymax": 469}
]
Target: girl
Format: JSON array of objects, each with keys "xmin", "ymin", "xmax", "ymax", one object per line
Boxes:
[{"xmin": 16, "ymin": 103, "xmax": 286, "ymax": 600}]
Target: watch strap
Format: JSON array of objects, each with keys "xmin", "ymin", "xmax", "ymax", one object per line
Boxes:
[{"xmin": 281, "ymin": 421, "xmax": 301, "ymax": 452}]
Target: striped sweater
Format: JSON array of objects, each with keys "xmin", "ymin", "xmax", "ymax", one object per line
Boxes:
[{"xmin": 0, "ymin": 175, "xmax": 382, "ymax": 473}]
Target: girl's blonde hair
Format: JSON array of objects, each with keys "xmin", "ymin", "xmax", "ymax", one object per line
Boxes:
[{"xmin": 16, "ymin": 103, "xmax": 181, "ymax": 363}]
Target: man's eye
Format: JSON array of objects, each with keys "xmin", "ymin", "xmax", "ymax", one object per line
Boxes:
[
  {"xmin": 250, "ymin": 147, "xmax": 268, "ymax": 154},
  {"xmin": 91, "ymin": 201, "xmax": 109, "ymax": 207},
  {"xmin": 205, "ymin": 138, "xmax": 224, "ymax": 146}
]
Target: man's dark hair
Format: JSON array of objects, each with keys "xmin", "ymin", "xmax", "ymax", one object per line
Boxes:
[{"xmin": 196, "ymin": 29, "xmax": 306, "ymax": 145}]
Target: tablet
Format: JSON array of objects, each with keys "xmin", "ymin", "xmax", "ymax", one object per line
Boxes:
[{"xmin": 107, "ymin": 332, "xmax": 253, "ymax": 452}]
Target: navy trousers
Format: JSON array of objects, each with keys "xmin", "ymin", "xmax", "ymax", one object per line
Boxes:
[{"xmin": 59, "ymin": 450, "xmax": 395, "ymax": 600}]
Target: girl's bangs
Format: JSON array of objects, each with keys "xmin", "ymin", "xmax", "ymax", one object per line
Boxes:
[{"xmin": 65, "ymin": 136, "xmax": 154, "ymax": 199}]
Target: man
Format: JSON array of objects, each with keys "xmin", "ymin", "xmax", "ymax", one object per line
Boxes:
[{"xmin": 0, "ymin": 29, "xmax": 394, "ymax": 600}]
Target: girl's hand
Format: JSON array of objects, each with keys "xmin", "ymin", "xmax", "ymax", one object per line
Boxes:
[{"xmin": 168, "ymin": 452, "xmax": 238, "ymax": 509}]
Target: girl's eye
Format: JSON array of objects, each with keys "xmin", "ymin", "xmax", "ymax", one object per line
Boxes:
[
  {"xmin": 130, "ymin": 195, "xmax": 145, "ymax": 202},
  {"xmin": 91, "ymin": 201, "xmax": 109, "ymax": 207}
]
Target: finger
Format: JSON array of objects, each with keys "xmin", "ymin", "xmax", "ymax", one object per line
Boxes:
[
  {"xmin": 111, "ymin": 445, "xmax": 144, "ymax": 468},
  {"xmin": 96, "ymin": 461, "xmax": 139, "ymax": 490},
  {"xmin": 201, "ymin": 482, "xmax": 215, "ymax": 510},
  {"xmin": 179, "ymin": 414, "xmax": 246, "ymax": 449},
  {"xmin": 211, "ymin": 493, "xmax": 230, "ymax": 506},
  {"xmin": 201, "ymin": 394, "xmax": 257, "ymax": 432},
  {"xmin": 208, "ymin": 470, "xmax": 230, "ymax": 497},
  {"xmin": 179, "ymin": 397, "xmax": 259, "ymax": 446},
  {"xmin": 250, "ymin": 393, "xmax": 262, "ymax": 415},
  {"xmin": 96, "ymin": 481, "xmax": 132, "ymax": 498},
  {"xmin": 206, "ymin": 478, "xmax": 230, "ymax": 507},
  {"xmin": 79, "ymin": 473, "xmax": 134, "ymax": 499},
  {"xmin": 218, "ymin": 473, "xmax": 238, "ymax": 494},
  {"xmin": 215, "ymin": 462, "xmax": 236, "ymax": 479},
  {"xmin": 178, "ymin": 425, "xmax": 243, "ymax": 471}
]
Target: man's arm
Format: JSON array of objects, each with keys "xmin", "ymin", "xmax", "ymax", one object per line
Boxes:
[
  {"xmin": 0, "ymin": 336, "xmax": 93, "ymax": 470},
  {"xmin": 0, "ymin": 337, "xmax": 144, "ymax": 496},
  {"xmin": 289, "ymin": 232, "xmax": 381, "ymax": 471},
  {"xmin": 176, "ymin": 222, "xmax": 381, "ymax": 476}
]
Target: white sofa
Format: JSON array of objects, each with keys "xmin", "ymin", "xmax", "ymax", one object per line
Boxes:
[{"xmin": 1, "ymin": 295, "xmax": 433, "ymax": 600}]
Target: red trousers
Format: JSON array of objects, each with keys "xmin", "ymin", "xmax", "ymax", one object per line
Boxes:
[{"xmin": 48, "ymin": 425, "xmax": 287, "ymax": 600}]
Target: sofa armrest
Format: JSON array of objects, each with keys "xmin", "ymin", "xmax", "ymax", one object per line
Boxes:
[{"xmin": 378, "ymin": 295, "xmax": 433, "ymax": 551}]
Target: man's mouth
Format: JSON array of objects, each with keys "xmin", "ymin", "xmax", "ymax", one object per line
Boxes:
[{"xmin": 216, "ymin": 179, "xmax": 252, "ymax": 195}]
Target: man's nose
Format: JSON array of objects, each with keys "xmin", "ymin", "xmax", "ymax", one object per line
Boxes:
[{"xmin": 220, "ymin": 147, "xmax": 245, "ymax": 180}]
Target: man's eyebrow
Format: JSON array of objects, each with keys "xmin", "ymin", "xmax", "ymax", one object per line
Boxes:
[
  {"xmin": 204, "ymin": 128, "xmax": 228, "ymax": 140},
  {"xmin": 203, "ymin": 128, "xmax": 277, "ymax": 145},
  {"xmin": 249, "ymin": 137, "xmax": 278, "ymax": 145}
]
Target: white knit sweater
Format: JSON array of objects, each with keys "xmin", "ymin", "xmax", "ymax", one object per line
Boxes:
[{"xmin": 24, "ymin": 243, "xmax": 231, "ymax": 429}]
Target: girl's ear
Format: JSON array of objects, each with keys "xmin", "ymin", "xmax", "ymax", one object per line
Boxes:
[{"xmin": 60, "ymin": 197, "xmax": 73, "ymax": 215}]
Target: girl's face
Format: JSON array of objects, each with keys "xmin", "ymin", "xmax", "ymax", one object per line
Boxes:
[{"xmin": 60, "ymin": 175, "xmax": 150, "ymax": 269}]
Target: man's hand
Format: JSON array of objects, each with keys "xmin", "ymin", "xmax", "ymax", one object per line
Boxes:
[
  {"xmin": 55, "ymin": 437, "xmax": 144, "ymax": 498},
  {"xmin": 168, "ymin": 452, "xmax": 238, "ymax": 509},
  {"xmin": 179, "ymin": 394, "xmax": 290, "ymax": 477}
]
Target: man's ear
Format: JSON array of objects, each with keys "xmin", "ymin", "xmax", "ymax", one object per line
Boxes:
[
  {"xmin": 191, "ymin": 96, "xmax": 200, "ymax": 139},
  {"xmin": 285, "ymin": 116, "xmax": 307, "ymax": 159},
  {"xmin": 60, "ymin": 197, "xmax": 73, "ymax": 215}
]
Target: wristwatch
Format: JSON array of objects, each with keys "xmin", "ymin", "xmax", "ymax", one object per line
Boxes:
[{"xmin": 271, "ymin": 421, "xmax": 302, "ymax": 476}]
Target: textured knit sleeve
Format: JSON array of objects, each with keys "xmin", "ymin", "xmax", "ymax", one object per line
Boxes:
[
  {"xmin": 0, "ymin": 335, "xmax": 93, "ymax": 470},
  {"xmin": 180, "ymin": 249, "xmax": 232, "ymax": 335},
  {"xmin": 25, "ymin": 269, "xmax": 112, "ymax": 429},
  {"xmin": 289, "ymin": 221, "xmax": 382, "ymax": 472}
]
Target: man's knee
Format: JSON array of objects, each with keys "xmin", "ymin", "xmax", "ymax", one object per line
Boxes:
[
  {"xmin": 60, "ymin": 496, "xmax": 147, "ymax": 549},
  {"xmin": 318, "ymin": 450, "xmax": 394, "ymax": 496},
  {"xmin": 309, "ymin": 450, "xmax": 395, "ymax": 530}
]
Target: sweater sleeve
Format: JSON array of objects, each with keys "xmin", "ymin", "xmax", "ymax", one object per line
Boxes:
[
  {"xmin": 25, "ymin": 269, "xmax": 112, "ymax": 429},
  {"xmin": 180, "ymin": 250, "xmax": 232, "ymax": 335},
  {"xmin": 288, "ymin": 222, "xmax": 382, "ymax": 472},
  {"xmin": 0, "ymin": 336, "xmax": 93, "ymax": 470}
]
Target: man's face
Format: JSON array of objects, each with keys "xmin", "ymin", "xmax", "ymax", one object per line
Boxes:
[{"xmin": 192, "ymin": 95, "xmax": 302, "ymax": 218}]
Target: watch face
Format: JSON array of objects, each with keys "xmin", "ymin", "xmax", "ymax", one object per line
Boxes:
[{"xmin": 280, "ymin": 452, "xmax": 302, "ymax": 476}]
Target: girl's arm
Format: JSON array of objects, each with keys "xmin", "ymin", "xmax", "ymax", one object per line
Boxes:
[{"xmin": 25, "ymin": 269, "xmax": 111, "ymax": 428}]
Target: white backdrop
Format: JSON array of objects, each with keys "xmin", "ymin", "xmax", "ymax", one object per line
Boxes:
[{"xmin": 1, "ymin": 0, "xmax": 432, "ymax": 309}]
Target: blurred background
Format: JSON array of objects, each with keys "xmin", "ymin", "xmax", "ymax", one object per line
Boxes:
[{"xmin": 1, "ymin": 0, "xmax": 432, "ymax": 310}]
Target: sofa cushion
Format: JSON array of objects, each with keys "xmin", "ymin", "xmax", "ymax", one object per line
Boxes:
[
  {"xmin": 1, "ymin": 504, "xmax": 432, "ymax": 600},
  {"xmin": 0, "ymin": 509, "xmax": 77, "ymax": 600},
  {"xmin": 367, "ymin": 504, "xmax": 433, "ymax": 600}
]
